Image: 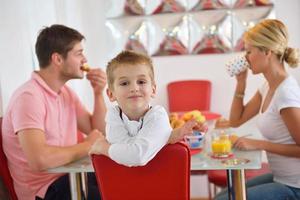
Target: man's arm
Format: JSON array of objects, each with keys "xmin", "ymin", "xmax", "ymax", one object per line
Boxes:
[
  {"xmin": 18, "ymin": 128, "xmax": 101, "ymax": 171},
  {"xmin": 77, "ymin": 68, "xmax": 107, "ymax": 134}
]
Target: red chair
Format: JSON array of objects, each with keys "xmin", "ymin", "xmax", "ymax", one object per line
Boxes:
[
  {"xmin": 167, "ymin": 80, "xmax": 222, "ymax": 199},
  {"xmin": 167, "ymin": 80, "xmax": 212, "ymax": 112},
  {"xmin": 0, "ymin": 117, "xmax": 18, "ymax": 200},
  {"xmin": 92, "ymin": 143, "xmax": 190, "ymax": 200},
  {"xmin": 207, "ymin": 163, "xmax": 271, "ymax": 198}
]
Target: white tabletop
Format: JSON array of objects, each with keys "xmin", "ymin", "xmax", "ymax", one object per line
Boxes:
[
  {"xmin": 48, "ymin": 156, "xmax": 93, "ymax": 173},
  {"xmin": 48, "ymin": 148, "xmax": 262, "ymax": 174},
  {"xmin": 191, "ymin": 149, "xmax": 262, "ymax": 171}
]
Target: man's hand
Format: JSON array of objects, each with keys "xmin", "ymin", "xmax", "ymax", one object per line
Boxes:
[
  {"xmin": 85, "ymin": 129, "xmax": 102, "ymax": 145},
  {"xmin": 86, "ymin": 68, "xmax": 107, "ymax": 95}
]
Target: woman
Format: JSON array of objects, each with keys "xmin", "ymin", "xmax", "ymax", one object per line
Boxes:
[{"xmin": 216, "ymin": 19, "xmax": 300, "ymax": 200}]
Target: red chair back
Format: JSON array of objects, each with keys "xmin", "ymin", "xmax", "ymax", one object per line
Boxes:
[
  {"xmin": 167, "ymin": 80, "xmax": 211, "ymax": 112},
  {"xmin": 0, "ymin": 117, "xmax": 18, "ymax": 200},
  {"xmin": 92, "ymin": 143, "xmax": 190, "ymax": 200}
]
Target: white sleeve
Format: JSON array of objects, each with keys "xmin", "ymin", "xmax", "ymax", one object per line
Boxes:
[
  {"xmin": 276, "ymin": 86, "xmax": 300, "ymax": 112},
  {"xmin": 108, "ymin": 106, "xmax": 172, "ymax": 167},
  {"xmin": 105, "ymin": 106, "xmax": 131, "ymax": 144}
]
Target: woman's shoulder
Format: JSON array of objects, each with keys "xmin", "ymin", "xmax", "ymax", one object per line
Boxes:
[
  {"xmin": 275, "ymin": 76, "xmax": 300, "ymax": 105},
  {"xmin": 278, "ymin": 76, "xmax": 300, "ymax": 94}
]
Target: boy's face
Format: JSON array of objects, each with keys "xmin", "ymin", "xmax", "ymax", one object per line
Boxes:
[{"xmin": 107, "ymin": 64, "xmax": 156, "ymax": 119}]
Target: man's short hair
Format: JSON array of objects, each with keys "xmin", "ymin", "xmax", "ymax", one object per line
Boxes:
[{"xmin": 35, "ymin": 24, "xmax": 85, "ymax": 68}]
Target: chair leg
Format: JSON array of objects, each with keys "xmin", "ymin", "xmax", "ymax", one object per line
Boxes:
[
  {"xmin": 208, "ymin": 181, "xmax": 212, "ymax": 200},
  {"xmin": 213, "ymin": 184, "xmax": 218, "ymax": 197}
]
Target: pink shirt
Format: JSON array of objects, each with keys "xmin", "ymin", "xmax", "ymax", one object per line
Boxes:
[{"xmin": 2, "ymin": 72, "xmax": 86, "ymax": 200}]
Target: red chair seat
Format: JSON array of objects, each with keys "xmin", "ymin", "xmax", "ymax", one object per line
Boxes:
[{"xmin": 208, "ymin": 162, "xmax": 271, "ymax": 187}]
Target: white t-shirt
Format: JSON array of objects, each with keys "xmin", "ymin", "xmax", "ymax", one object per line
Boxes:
[
  {"xmin": 105, "ymin": 105, "xmax": 172, "ymax": 167},
  {"xmin": 257, "ymin": 76, "xmax": 300, "ymax": 188}
]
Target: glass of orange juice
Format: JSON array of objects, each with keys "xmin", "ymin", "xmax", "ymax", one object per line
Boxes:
[{"xmin": 211, "ymin": 132, "xmax": 232, "ymax": 157}]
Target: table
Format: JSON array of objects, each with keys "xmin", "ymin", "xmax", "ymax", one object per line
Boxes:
[
  {"xmin": 48, "ymin": 148, "xmax": 261, "ymax": 200},
  {"xmin": 48, "ymin": 156, "xmax": 93, "ymax": 200},
  {"xmin": 191, "ymin": 149, "xmax": 262, "ymax": 200}
]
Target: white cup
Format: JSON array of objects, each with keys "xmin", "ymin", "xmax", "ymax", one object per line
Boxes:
[{"xmin": 226, "ymin": 55, "xmax": 250, "ymax": 77}]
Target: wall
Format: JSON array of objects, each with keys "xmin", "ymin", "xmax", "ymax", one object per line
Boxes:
[
  {"xmin": 150, "ymin": 0, "xmax": 300, "ymax": 117},
  {"xmin": 0, "ymin": 0, "xmax": 300, "ymax": 198}
]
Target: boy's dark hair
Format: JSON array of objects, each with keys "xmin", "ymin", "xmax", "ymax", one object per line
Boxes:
[{"xmin": 35, "ymin": 24, "xmax": 85, "ymax": 68}]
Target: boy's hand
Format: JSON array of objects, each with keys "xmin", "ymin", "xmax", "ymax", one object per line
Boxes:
[
  {"xmin": 88, "ymin": 132, "xmax": 110, "ymax": 156},
  {"xmin": 168, "ymin": 119, "xmax": 201, "ymax": 144}
]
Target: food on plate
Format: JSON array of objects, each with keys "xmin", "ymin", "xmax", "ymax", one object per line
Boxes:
[
  {"xmin": 169, "ymin": 112, "xmax": 179, "ymax": 122},
  {"xmin": 215, "ymin": 117, "xmax": 230, "ymax": 129},
  {"xmin": 169, "ymin": 110, "xmax": 206, "ymax": 129},
  {"xmin": 182, "ymin": 110, "xmax": 206, "ymax": 123},
  {"xmin": 80, "ymin": 64, "xmax": 90, "ymax": 72},
  {"xmin": 171, "ymin": 119, "xmax": 185, "ymax": 129}
]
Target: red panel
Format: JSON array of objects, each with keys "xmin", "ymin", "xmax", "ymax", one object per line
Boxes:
[
  {"xmin": 167, "ymin": 80, "xmax": 212, "ymax": 113},
  {"xmin": 0, "ymin": 118, "xmax": 18, "ymax": 200}
]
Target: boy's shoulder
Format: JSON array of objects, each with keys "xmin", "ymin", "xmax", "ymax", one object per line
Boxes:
[{"xmin": 145, "ymin": 105, "xmax": 168, "ymax": 119}]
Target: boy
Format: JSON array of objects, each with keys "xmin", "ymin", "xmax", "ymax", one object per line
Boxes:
[{"xmin": 89, "ymin": 50, "xmax": 205, "ymax": 166}]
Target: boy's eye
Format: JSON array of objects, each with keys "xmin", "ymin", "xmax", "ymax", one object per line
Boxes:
[
  {"xmin": 138, "ymin": 80, "xmax": 147, "ymax": 84},
  {"xmin": 119, "ymin": 81, "xmax": 129, "ymax": 86}
]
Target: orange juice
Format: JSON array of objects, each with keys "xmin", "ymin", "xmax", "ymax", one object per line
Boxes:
[{"xmin": 211, "ymin": 135, "xmax": 231, "ymax": 156}]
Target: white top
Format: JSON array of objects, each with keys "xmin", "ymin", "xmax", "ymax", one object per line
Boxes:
[
  {"xmin": 257, "ymin": 76, "xmax": 300, "ymax": 188},
  {"xmin": 105, "ymin": 105, "xmax": 172, "ymax": 167}
]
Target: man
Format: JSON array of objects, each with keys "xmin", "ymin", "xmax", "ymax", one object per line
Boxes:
[{"xmin": 2, "ymin": 24, "xmax": 106, "ymax": 200}]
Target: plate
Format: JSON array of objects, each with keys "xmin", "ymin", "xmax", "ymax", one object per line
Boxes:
[
  {"xmin": 201, "ymin": 111, "xmax": 221, "ymax": 120},
  {"xmin": 221, "ymin": 158, "xmax": 250, "ymax": 166},
  {"xmin": 210, "ymin": 152, "xmax": 234, "ymax": 159}
]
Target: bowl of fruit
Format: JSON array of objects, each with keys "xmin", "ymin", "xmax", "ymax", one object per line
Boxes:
[{"xmin": 169, "ymin": 110, "xmax": 206, "ymax": 129}]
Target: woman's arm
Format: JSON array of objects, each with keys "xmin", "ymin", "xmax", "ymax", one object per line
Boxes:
[
  {"xmin": 234, "ymin": 138, "xmax": 300, "ymax": 158},
  {"xmin": 229, "ymin": 71, "xmax": 262, "ymax": 127},
  {"xmin": 234, "ymin": 107, "xmax": 300, "ymax": 158},
  {"xmin": 230, "ymin": 91, "xmax": 261, "ymax": 127}
]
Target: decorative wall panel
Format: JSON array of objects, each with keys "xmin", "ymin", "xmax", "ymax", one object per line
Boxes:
[{"xmin": 105, "ymin": 0, "xmax": 275, "ymax": 56}]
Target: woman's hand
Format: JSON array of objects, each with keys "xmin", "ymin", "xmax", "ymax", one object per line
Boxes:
[
  {"xmin": 234, "ymin": 137, "xmax": 261, "ymax": 151},
  {"xmin": 236, "ymin": 69, "xmax": 248, "ymax": 83}
]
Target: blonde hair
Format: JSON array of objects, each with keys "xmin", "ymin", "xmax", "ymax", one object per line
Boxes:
[
  {"xmin": 106, "ymin": 50, "xmax": 155, "ymax": 89},
  {"xmin": 244, "ymin": 19, "xmax": 299, "ymax": 68}
]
